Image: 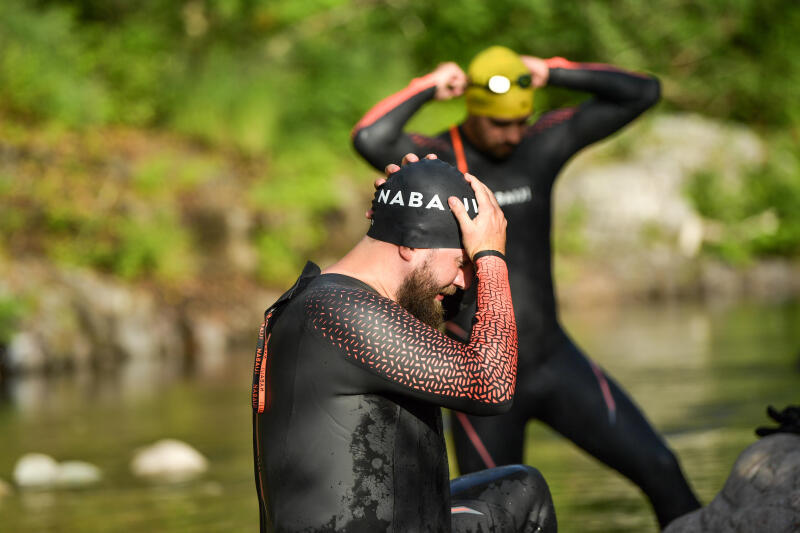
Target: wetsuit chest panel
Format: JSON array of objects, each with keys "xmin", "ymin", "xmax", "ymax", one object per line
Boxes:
[
  {"xmin": 391, "ymin": 395, "xmax": 450, "ymax": 530},
  {"xmin": 257, "ymin": 276, "xmax": 452, "ymax": 532},
  {"xmin": 440, "ymin": 127, "xmax": 556, "ymax": 262},
  {"xmin": 439, "ymin": 130, "xmax": 560, "ymax": 337}
]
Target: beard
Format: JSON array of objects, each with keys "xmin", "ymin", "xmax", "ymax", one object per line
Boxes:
[{"xmin": 396, "ymin": 262, "xmax": 455, "ymax": 329}]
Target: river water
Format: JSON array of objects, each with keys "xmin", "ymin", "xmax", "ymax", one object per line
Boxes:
[{"xmin": 0, "ymin": 299, "xmax": 798, "ymax": 532}]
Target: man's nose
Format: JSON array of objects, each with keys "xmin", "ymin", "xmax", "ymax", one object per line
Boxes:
[
  {"xmin": 505, "ymin": 126, "xmax": 522, "ymax": 145},
  {"xmin": 454, "ymin": 268, "xmax": 467, "ymax": 290}
]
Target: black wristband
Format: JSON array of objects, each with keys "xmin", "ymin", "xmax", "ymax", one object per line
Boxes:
[{"xmin": 472, "ymin": 250, "xmax": 506, "ymax": 262}]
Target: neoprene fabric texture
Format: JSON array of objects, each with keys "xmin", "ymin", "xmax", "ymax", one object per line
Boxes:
[{"xmin": 367, "ymin": 158, "xmax": 477, "ymax": 249}]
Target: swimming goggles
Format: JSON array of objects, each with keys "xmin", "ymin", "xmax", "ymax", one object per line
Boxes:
[{"xmin": 468, "ymin": 73, "xmax": 532, "ymax": 94}]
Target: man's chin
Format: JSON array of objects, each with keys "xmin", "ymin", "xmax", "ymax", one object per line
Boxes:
[
  {"xmin": 492, "ymin": 146, "xmax": 516, "ymax": 158},
  {"xmin": 395, "ymin": 266, "xmax": 448, "ymax": 328},
  {"xmin": 404, "ymin": 299, "xmax": 444, "ymax": 329}
]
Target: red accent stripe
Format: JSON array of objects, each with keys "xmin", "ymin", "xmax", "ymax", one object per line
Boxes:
[
  {"xmin": 258, "ymin": 332, "xmax": 272, "ymax": 413},
  {"xmin": 545, "ymin": 56, "xmax": 649, "ymax": 79},
  {"xmin": 528, "ymin": 107, "xmax": 577, "ymax": 135},
  {"xmin": 352, "ymin": 74, "xmax": 437, "ymax": 136},
  {"xmin": 449, "ymin": 126, "xmax": 469, "ymax": 174},
  {"xmin": 254, "ymin": 416, "xmax": 268, "ymax": 516},
  {"xmin": 251, "ymin": 320, "xmax": 267, "ymax": 410},
  {"xmin": 589, "ymin": 360, "xmax": 617, "ymax": 425},
  {"xmin": 451, "ymin": 506, "xmax": 483, "ymax": 515},
  {"xmin": 544, "ymin": 56, "xmax": 581, "ymax": 70},
  {"xmin": 255, "ymin": 310, "xmax": 275, "ymax": 414},
  {"xmin": 455, "ymin": 411, "xmax": 496, "ymax": 469}
]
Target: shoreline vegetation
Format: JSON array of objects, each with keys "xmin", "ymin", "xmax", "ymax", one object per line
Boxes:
[{"xmin": 1, "ymin": 0, "xmax": 799, "ymax": 377}]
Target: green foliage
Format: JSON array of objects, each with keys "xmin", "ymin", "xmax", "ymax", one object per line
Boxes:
[
  {"xmin": 686, "ymin": 134, "xmax": 800, "ymax": 263},
  {"xmin": 0, "ymin": 293, "xmax": 28, "ymax": 345},
  {"xmin": 249, "ymin": 140, "xmax": 345, "ymax": 284},
  {"xmin": 169, "ymin": 47, "xmax": 280, "ymax": 154},
  {"xmin": 0, "ymin": 2, "xmax": 112, "ymax": 126},
  {"xmin": 43, "ymin": 205, "xmax": 195, "ymax": 282},
  {"xmin": 1, "ymin": 0, "xmax": 799, "ymax": 286},
  {"xmin": 0, "ymin": 141, "xmax": 198, "ymax": 283},
  {"xmin": 553, "ymin": 203, "xmax": 588, "ymax": 256},
  {"xmin": 3, "ymin": 0, "xmax": 799, "ymax": 132}
]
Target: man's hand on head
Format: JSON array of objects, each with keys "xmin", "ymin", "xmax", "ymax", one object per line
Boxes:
[
  {"xmin": 448, "ymin": 173, "xmax": 507, "ymax": 259},
  {"xmin": 520, "ymin": 55, "xmax": 549, "ymax": 88},
  {"xmin": 430, "ymin": 62, "xmax": 467, "ymax": 100},
  {"xmin": 365, "ymin": 153, "xmax": 439, "ymax": 220}
]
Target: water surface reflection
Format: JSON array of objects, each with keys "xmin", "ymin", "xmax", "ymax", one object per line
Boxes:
[{"xmin": 0, "ymin": 299, "xmax": 797, "ymax": 532}]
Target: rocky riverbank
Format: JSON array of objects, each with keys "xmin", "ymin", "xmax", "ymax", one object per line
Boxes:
[
  {"xmin": 1, "ymin": 113, "xmax": 798, "ymax": 377},
  {"xmin": 0, "ymin": 259, "xmax": 277, "ymax": 377},
  {"xmin": 553, "ymin": 113, "xmax": 800, "ymax": 305}
]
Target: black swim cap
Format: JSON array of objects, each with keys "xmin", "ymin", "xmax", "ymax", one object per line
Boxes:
[{"xmin": 367, "ymin": 159, "xmax": 478, "ymax": 249}]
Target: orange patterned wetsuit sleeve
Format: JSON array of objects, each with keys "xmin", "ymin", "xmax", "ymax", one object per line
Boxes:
[{"xmin": 305, "ymin": 255, "xmax": 517, "ymax": 415}]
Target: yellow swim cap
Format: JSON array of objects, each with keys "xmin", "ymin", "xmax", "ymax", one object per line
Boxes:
[{"xmin": 465, "ymin": 46, "xmax": 534, "ymax": 119}]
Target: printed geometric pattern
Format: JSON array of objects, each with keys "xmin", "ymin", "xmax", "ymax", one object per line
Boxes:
[
  {"xmin": 545, "ymin": 56, "xmax": 650, "ymax": 78},
  {"xmin": 305, "ymin": 256, "xmax": 517, "ymax": 405},
  {"xmin": 410, "ymin": 133, "xmax": 453, "ymax": 155},
  {"xmin": 527, "ymin": 107, "xmax": 577, "ymax": 136}
]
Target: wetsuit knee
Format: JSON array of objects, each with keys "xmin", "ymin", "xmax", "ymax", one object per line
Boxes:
[
  {"xmin": 631, "ymin": 443, "xmax": 683, "ymax": 485},
  {"xmin": 450, "ymin": 465, "xmax": 557, "ymax": 533},
  {"xmin": 513, "ymin": 465, "xmax": 557, "ymax": 533},
  {"xmin": 518, "ymin": 464, "xmax": 548, "ymax": 491}
]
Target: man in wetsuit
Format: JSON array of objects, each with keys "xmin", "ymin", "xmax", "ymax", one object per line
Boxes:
[
  {"xmin": 252, "ymin": 156, "xmax": 557, "ymax": 532},
  {"xmin": 352, "ymin": 46, "xmax": 701, "ymax": 528}
]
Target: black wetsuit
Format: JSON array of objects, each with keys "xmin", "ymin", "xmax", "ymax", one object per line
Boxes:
[
  {"xmin": 251, "ymin": 256, "xmax": 556, "ymax": 532},
  {"xmin": 352, "ymin": 57, "xmax": 700, "ymax": 528}
]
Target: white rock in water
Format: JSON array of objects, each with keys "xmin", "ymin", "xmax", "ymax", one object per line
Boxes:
[
  {"xmin": 56, "ymin": 461, "xmax": 102, "ymax": 487},
  {"xmin": 13, "ymin": 453, "xmax": 59, "ymax": 488},
  {"xmin": 131, "ymin": 439, "xmax": 208, "ymax": 481},
  {"xmin": 7, "ymin": 332, "xmax": 47, "ymax": 373}
]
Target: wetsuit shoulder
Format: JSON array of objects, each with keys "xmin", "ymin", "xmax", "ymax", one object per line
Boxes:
[
  {"xmin": 520, "ymin": 59, "xmax": 660, "ymax": 170},
  {"xmin": 304, "ymin": 257, "xmax": 517, "ymax": 415}
]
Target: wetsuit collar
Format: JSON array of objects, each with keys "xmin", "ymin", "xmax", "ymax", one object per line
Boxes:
[
  {"xmin": 267, "ymin": 261, "xmax": 321, "ymax": 311},
  {"xmin": 459, "ymin": 121, "xmax": 517, "ymax": 164},
  {"xmin": 317, "ymin": 272, "xmax": 381, "ymax": 296},
  {"xmin": 291, "ymin": 261, "xmax": 321, "ymax": 295}
]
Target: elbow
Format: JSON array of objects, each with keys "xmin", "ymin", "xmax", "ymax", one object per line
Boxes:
[
  {"xmin": 459, "ymin": 376, "xmax": 516, "ymax": 416},
  {"xmin": 461, "ymin": 398, "xmax": 514, "ymax": 417},
  {"xmin": 640, "ymin": 76, "xmax": 661, "ymax": 109},
  {"xmin": 486, "ymin": 399, "xmax": 514, "ymax": 416},
  {"xmin": 352, "ymin": 125, "xmax": 385, "ymax": 169},
  {"xmin": 351, "ymin": 126, "xmax": 370, "ymax": 157},
  {"xmin": 352, "ymin": 125, "xmax": 395, "ymax": 171}
]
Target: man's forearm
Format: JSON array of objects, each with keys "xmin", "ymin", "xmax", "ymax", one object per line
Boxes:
[
  {"xmin": 544, "ymin": 57, "xmax": 660, "ymax": 107},
  {"xmin": 465, "ymin": 252, "xmax": 518, "ymax": 408},
  {"xmin": 352, "ymin": 75, "xmax": 438, "ymax": 170}
]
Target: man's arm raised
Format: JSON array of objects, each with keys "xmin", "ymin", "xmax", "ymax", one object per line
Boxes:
[
  {"xmin": 306, "ymin": 168, "xmax": 517, "ymax": 415},
  {"xmin": 352, "ymin": 63, "xmax": 467, "ymax": 171},
  {"xmin": 524, "ymin": 55, "xmax": 661, "ymax": 167}
]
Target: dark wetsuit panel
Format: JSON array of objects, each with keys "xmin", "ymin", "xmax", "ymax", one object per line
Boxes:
[
  {"xmin": 451, "ymin": 464, "xmax": 556, "ymax": 533},
  {"xmin": 352, "ymin": 58, "xmax": 701, "ymax": 528},
  {"xmin": 252, "ymin": 256, "xmax": 536, "ymax": 532}
]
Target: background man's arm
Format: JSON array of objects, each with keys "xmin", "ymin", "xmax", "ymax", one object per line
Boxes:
[
  {"xmin": 530, "ymin": 56, "xmax": 661, "ymax": 167},
  {"xmin": 352, "ymin": 62, "xmax": 467, "ymax": 170}
]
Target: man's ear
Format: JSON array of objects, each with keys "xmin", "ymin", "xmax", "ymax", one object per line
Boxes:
[{"xmin": 398, "ymin": 246, "xmax": 416, "ymax": 263}]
